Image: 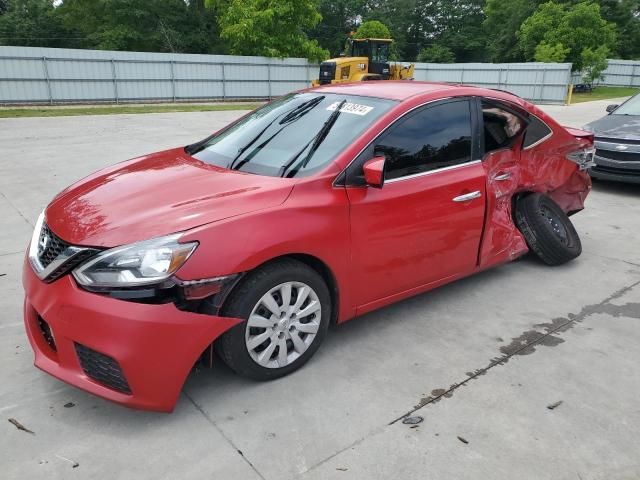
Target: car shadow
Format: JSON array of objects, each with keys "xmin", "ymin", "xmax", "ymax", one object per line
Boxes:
[
  {"xmin": 44, "ymin": 255, "xmax": 554, "ymax": 426},
  {"xmin": 592, "ymin": 177, "xmax": 640, "ymax": 197}
]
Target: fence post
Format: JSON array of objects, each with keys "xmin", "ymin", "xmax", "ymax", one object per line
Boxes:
[
  {"xmin": 497, "ymin": 68, "xmax": 503, "ymax": 90},
  {"xmin": 631, "ymin": 64, "xmax": 637, "ymax": 88},
  {"xmin": 221, "ymin": 63, "xmax": 226, "ymax": 101},
  {"xmin": 460, "ymin": 68, "xmax": 465, "ymax": 84},
  {"xmin": 307, "ymin": 63, "xmax": 311, "ymax": 86},
  {"xmin": 42, "ymin": 57, "xmax": 53, "ymax": 105},
  {"xmin": 110, "ymin": 59, "xmax": 119, "ymax": 104},
  {"xmin": 267, "ymin": 60, "xmax": 272, "ymax": 100},
  {"xmin": 540, "ymin": 68, "xmax": 547, "ymax": 103},
  {"xmin": 170, "ymin": 60, "xmax": 176, "ymax": 103}
]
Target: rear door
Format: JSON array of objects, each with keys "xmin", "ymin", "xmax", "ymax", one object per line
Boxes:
[
  {"xmin": 477, "ymin": 98, "xmax": 530, "ymax": 268},
  {"xmin": 345, "ymin": 98, "xmax": 487, "ymax": 309}
]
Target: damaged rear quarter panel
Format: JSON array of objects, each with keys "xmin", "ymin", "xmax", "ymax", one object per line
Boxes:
[{"xmin": 518, "ymin": 105, "xmax": 592, "ymax": 213}]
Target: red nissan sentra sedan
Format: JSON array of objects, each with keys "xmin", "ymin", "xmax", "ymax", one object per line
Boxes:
[{"xmin": 23, "ymin": 82, "xmax": 594, "ymax": 412}]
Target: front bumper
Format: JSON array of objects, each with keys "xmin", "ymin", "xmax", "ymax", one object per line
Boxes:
[{"xmin": 22, "ymin": 257, "xmax": 241, "ymax": 412}]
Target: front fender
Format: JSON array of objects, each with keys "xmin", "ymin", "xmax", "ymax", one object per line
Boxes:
[{"xmin": 176, "ymin": 178, "xmax": 354, "ymax": 322}]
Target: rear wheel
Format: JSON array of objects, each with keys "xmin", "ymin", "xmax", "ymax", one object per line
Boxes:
[
  {"xmin": 212, "ymin": 259, "xmax": 331, "ymax": 380},
  {"xmin": 514, "ymin": 193, "xmax": 582, "ymax": 266}
]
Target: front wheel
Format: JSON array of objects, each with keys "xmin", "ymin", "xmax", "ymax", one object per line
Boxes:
[{"xmin": 211, "ymin": 259, "xmax": 331, "ymax": 380}]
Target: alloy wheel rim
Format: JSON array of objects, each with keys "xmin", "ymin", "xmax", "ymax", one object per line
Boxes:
[{"xmin": 245, "ymin": 281, "xmax": 321, "ymax": 369}]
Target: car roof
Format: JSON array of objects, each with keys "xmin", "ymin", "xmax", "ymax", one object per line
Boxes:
[{"xmin": 311, "ymin": 81, "xmax": 462, "ymax": 101}]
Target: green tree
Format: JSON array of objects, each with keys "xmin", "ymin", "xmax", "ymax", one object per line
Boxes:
[
  {"xmin": 417, "ymin": 44, "xmax": 455, "ymax": 63},
  {"xmin": 427, "ymin": 0, "xmax": 485, "ymax": 62},
  {"xmin": 519, "ymin": 1, "xmax": 617, "ymax": 71},
  {"xmin": 310, "ymin": 0, "xmax": 365, "ymax": 57},
  {"xmin": 600, "ymin": 0, "xmax": 640, "ymax": 59},
  {"xmin": 360, "ymin": 0, "xmax": 424, "ymax": 61},
  {"xmin": 218, "ymin": 0, "xmax": 329, "ymax": 61},
  {"xmin": 0, "ymin": 0, "xmax": 70, "ymax": 47},
  {"xmin": 353, "ymin": 20, "xmax": 391, "ymax": 39},
  {"xmin": 484, "ymin": 0, "xmax": 541, "ymax": 62},
  {"xmin": 534, "ymin": 41, "xmax": 570, "ymax": 62},
  {"xmin": 54, "ymin": 0, "xmax": 220, "ymax": 53},
  {"xmin": 581, "ymin": 45, "xmax": 609, "ymax": 84}
]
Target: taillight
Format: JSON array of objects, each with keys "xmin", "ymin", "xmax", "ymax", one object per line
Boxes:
[{"xmin": 567, "ymin": 147, "xmax": 596, "ymax": 170}]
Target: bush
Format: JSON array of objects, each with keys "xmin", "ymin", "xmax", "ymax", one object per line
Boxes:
[
  {"xmin": 417, "ymin": 45, "xmax": 456, "ymax": 63},
  {"xmin": 581, "ymin": 46, "xmax": 609, "ymax": 85}
]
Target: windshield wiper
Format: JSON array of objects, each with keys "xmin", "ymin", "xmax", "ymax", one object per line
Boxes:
[
  {"xmin": 279, "ymin": 96, "xmax": 325, "ymax": 124},
  {"xmin": 281, "ymin": 99, "xmax": 347, "ymax": 178},
  {"xmin": 187, "ymin": 96, "xmax": 326, "ymax": 158},
  {"xmin": 229, "ymin": 96, "xmax": 326, "ymax": 171}
]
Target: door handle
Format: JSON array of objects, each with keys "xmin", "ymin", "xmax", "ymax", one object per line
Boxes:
[
  {"xmin": 453, "ymin": 191, "xmax": 482, "ymax": 202},
  {"xmin": 493, "ymin": 172, "xmax": 512, "ymax": 181}
]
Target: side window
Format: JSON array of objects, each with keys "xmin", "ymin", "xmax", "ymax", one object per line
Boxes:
[
  {"xmin": 523, "ymin": 115, "xmax": 553, "ymax": 149},
  {"xmin": 482, "ymin": 101, "xmax": 526, "ymax": 153},
  {"xmin": 375, "ymin": 100, "xmax": 472, "ymax": 181}
]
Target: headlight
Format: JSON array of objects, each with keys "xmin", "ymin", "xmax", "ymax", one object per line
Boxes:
[{"xmin": 73, "ymin": 234, "xmax": 198, "ymax": 288}]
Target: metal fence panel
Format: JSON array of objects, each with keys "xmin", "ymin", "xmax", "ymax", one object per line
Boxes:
[
  {"xmin": 414, "ymin": 62, "xmax": 572, "ymax": 104},
  {"xmin": 0, "ymin": 46, "xmax": 572, "ymax": 104},
  {"xmin": 571, "ymin": 59, "xmax": 640, "ymax": 87}
]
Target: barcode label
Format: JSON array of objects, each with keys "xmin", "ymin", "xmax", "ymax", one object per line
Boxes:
[{"xmin": 327, "ymin": 102, "xmax": 374, "ymax": 116}]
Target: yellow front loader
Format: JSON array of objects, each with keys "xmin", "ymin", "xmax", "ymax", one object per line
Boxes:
[{"xmin": 312, "ymin": 38, "xmax": 414, "ymax": 87}]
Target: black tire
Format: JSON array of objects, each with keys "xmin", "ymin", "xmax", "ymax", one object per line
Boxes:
[
  {"xmin": 209, "ymin": 258, "xmax": 331, "ymax": 380},
  {"xmin": 514, "ymin": 193, "xmax": 582, "ymax": 266}
]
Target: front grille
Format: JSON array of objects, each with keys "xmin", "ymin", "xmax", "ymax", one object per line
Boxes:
[
  {"xmin": 38, "ymin": 224, "xmax": 70, "ymax": 269},
  {"xmin": 35, "ymin": 223, "xmax": 100, "ymax": 282},
  {"xmin": 37, "ymin": 316, "xmax": 57, "ymax": 351},
  {"xmin": 319, "ymin": 62, "xmax": 336, "ymax": 85},
  {"xmin": 75, "ymin": 343, "xmax": 132, "ymax": 394},
  {"xmin": 596, "ymin": 137, "xmax": 640, "ymax": 145},
  {"xmin": 46, "ymin": 249, "xmax": 96, "ymax": 282},
  {"xmin": 596, "ymin": 149, "xmax": 640, "ymax": 162}
]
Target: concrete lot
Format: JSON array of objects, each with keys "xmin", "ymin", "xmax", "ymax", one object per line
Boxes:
[{"xmin": 1, "ymin": 99, "xmax": 639, "ymax": 480}]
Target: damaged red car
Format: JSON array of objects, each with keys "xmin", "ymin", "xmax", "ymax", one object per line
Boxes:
[{"xmin": 23, "ymin": 82, "xmax": 594, "ymax": 412}]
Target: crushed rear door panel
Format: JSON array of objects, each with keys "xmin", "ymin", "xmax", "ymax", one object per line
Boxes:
[{"xmin": 479, "ymin": 148, "xmax": 528, "ymax": 268}]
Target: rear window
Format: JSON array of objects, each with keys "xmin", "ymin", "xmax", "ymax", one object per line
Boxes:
[{"xmin": 523, "ymin": 116, "xmax": 553, "ymax": 149}]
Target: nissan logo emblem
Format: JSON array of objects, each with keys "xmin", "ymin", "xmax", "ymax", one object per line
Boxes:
[{"xmin": 38, "ymin": 233, "xmax": 49, "ymax": 255}]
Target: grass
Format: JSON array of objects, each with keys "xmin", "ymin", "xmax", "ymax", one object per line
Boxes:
[
  {"xmin": 0, "ymin": 103, "xmax": 261, "ymax": 118},
  {"xmin": 571, "ymin": 86, "xmax": 640, "ymax": 104}
]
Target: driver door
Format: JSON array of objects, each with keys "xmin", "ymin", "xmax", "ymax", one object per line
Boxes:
[{"xmin": 345, "ymin": 99, "xmax": 487, "ymax": 312}]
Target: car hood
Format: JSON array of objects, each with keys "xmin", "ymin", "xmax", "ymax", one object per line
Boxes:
[
  {"xmin": 45, "ymin": 148, "xmax": 295, "ymax": 247},
  {"xmin": 584, "ymin": 114, "xmax": 640, "ymax": 141}
]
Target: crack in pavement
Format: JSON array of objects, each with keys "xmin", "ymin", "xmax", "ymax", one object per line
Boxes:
[
  {"xmin": 0, "ymin": 191, "xmax": 34, "ymax": 227},
  {"xmin": 183, "ymin": 390, "xmax": 267, "ymax": 480},
  {"xmin": 389, "ymin": 279, "xmax": 640, "ymax": 425},
  {"xmin": 587, "ymin": 251, "xmax": 640, "ymax": 269}
]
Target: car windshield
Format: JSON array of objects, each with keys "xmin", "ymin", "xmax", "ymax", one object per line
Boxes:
[
  {"xmin": 190, "ymin": 93, "xmax": 395, "ymax": 178},
  {"xmin": 611, "ymin": 94, "xmax": 640, "ymax": 115}
]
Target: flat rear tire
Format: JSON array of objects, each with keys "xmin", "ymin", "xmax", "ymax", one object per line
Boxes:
[{"xmin": 514, "ymin": 193, "xmax": 582, "ymax": 266}]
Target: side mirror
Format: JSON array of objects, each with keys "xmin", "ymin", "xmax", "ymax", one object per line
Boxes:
[
  {"xmin": 363, "ymin": 156, "xmax": 386, "ymax": 188},
  {"xmin": 606, "ymin": 104, "xmax": 619, "ymax": 113}
]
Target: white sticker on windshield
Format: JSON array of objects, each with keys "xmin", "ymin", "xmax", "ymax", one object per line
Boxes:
[{"xmin": 327, "ymin": 102, "xmax": 374, "ymax": 116}]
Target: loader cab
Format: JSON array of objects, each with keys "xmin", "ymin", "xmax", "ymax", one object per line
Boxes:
[{"xmin": 350, "ymin": 39, "xmax": 392, "ymax": 79}]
